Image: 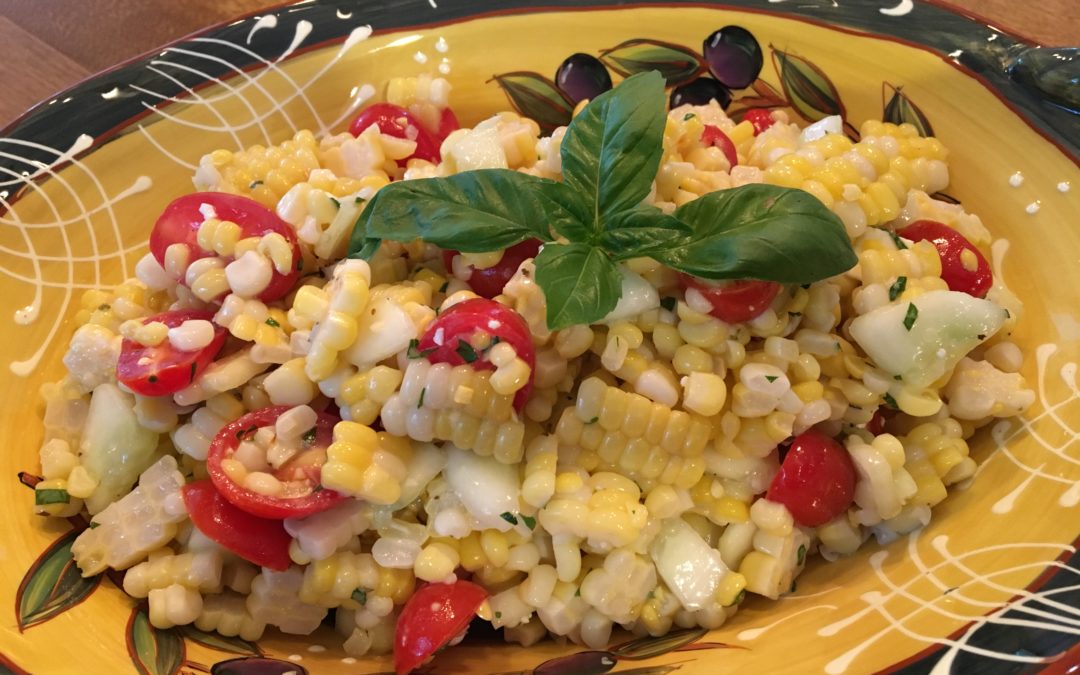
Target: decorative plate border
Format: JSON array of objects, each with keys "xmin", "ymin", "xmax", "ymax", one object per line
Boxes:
[{"xmin": 1, "ymin": 2, "xmax": 1078, "ymax": 674}]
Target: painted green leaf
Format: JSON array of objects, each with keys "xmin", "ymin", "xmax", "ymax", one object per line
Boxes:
[
  {"xmin": 16, "ymin": 528, "xmax": 101, "ymax": 630},
  {"xmin": 609, "ymin": 627, "xmax": 709, "ymax": 660},
  {"xmin": 126, "ymin": 607, "xmax": 185, "ymax": 675},
  {"xmin": 770, "ymin": 47, "xmax": 845, "ymax": 122},
  {"xmin": 490, "ymin": 71, "xmax": 574, "ymax": 134},
  {"xmin": 178, "ymin": 625, "xmax": 262, "ymax": 656},
  {"xmin": 532, "ymin": 651, "xmax": 617, "ymax": 675},
  {"xmin": 883, "ymin": 82, "xmax": 935, "ymax": 137},
  {"xmin": 210, "ymin": 657, "xmax": 310, "ymax": 675},
  {"xmin": 608, "ymin": 666, "xmax": 685, "ymax": 675},
  {"xmin": 599, "ymin": 38, "xmax": 704, "ymax": 85}
]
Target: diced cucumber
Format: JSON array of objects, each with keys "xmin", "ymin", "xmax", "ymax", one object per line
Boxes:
[
  {"xmin": 649, "ymin": 517, "xmax": 730, "ymax": 611},
  {"xmin": 79, "ymin": 383, "xmax": 161, "ymax": 514},
  {"xmin": 848, "ymin": 290, "xmax": 1007, "ymax": 389},
  {"xmin": 443, "ymin": 445, "xmax": 521, "ymax": 532}
]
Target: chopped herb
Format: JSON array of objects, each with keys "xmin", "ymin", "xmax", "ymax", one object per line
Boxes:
[
  {"xmin": 97, "ymin": 303, "xmax": 111, "ymax": 311},
  {"xmin": 236, "ymin": 424, "xmax": 259, "ymax": 441},
  {"xmin": 893, "ymin": 374, "xmax": 903, "ymax": 381},
  {"xmin": 521, "ymin": 514, "xmax": 536, "ymax": 530},
  {"xmin": 407, "ymin": 339, "xmax": 435, "ymax": 360},
  {"xmin": 355, "ymin": 196, "xmax": 364, "ymax": 204},
  {"xmin": 883, "ymin": 392, "xmax": 899, "ymax": 410},
  {"xmin": 499, "ymin": 512, "xmax": 519, "ymax": 526},
  {"xmin": 887, "ymin": 230, "xmax": 908, "ymax": 250},
  {"xmin": 88, "ymin": 521, "xmax": 100, "ymax": 529},
  {"xmin": 148, "ymin": 375, "xmax": 158, "ymax": 383},
  {"xmin": 789, "ymin": 311, "xmax": 802, "ymax": 317},
  {"xmin": 683, "ymin": 112, "xmax": 696, "ymax": 121},
  {"xmin": 1004, "ymin": 308, "xmax": 1011, "ymax": 318},
  {"xmin": 731, "ymin": 589, "xmax": 746, "ymax": 606},
  {"xmin": 790, "ymin": 580, "xmax": 798, "ymax": 593},
  {"xmin": 903, "ymin": 303, "xmax": 919, "ymax": 331},
  {"xmin": 574, "ymin": 588, "xmax": 581, "ymax": 597},
  {"xmin": 801, "ymin": 283, "xmax": 812, "ymax": 290},
  {"xmin": 485, "ymin": 336, "xmax": 502, "ymax": 352},
  {"xmin": 438, "ymin": 281, "xmax": 449, "ymax": 293},
  {"xmin": 456, "ymin": 340, "xmax": 479, "ymax": 363},
  {"xmin": 35, "ymin": 488, "xmax": 70, "ymax": 506},
  {"xmin": 351, "ymin": 588, "xmax": 369, "ymax": 605},
  {"xmin": 265, "ymin": 317, "xmax": 281, "ymax": 328},
  {"xmin": 889, "ymin": 276, "xmax": 907, "ymax": 301},
  {"xmin": 301, "ymin": 427, "xmax": 317, "ymax": 446},
  {"xmin": 835, "ymin": 341, "xmax": 842, "ymax": 352},
  {"xmin": 494, "ymin": 611, "xmax": 503, "ymax": 620},
  {"xmin": 190, "ymin": 361, "xmax": 198, "ymax": 383},
  {"xmin": 296, "ymin": 257, "xmax": 303, "ymax": 272},
  {"xmin": 312, "ymin": 485, "xmax": 325, "ymax": 493},
  {"xmin": 329, "ymin": 196, "xmax": 341, "ymax": 208},
  {"xmin": 765, "ymin": 375, "xmax": 778, "ymax": 383},
  {"xmin": 249, "ymin": 180, "xmax": 264, "ymax": 189},
  {"xmin": 418, "ymin": 387, "xmax": 427, "ymax": 408},
  {"xmin": 977, "ymin": 333, "xmax": 986, "ymax": 340},
  {"xmin": 660, "ymin": 296, "xmax": 677, "ymax": 312},
  {"xmin": 646, "ymin": 589, "xmax": 655, "ymax": 600},
  {"xmin": 588, "ymin": 416, "xmax": 599, "ymax": 424},
  {"xmin": 797, "ymin": 544, "xmax": 806, "ymax": 565}
]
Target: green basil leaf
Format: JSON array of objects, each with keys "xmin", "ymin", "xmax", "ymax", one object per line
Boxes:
[
  {"xmin": 534, "ymin": 181, "xmax": 594, "ymax": 242},
  {"xmin": 599, "ymin": 205, "xmax": 691, "ymax": 261},
  {"xmin": 350, "ymin": 169, "xmax": 565, "ymax": 255},
  {"xmin": 657, "ymin": 184, "xmax": 856, "ymax": 283},
  {"xmin": 534, "ymin": 242, "xmax": 622, "ymax": 330},
  {"xmin": 560, "ymin": 71, "xmax": 666, "ymax": 234}
]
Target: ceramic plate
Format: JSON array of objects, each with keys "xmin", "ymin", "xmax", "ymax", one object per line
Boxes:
[{"xmin": 1, "ymin": 1, "xmax": 1077, "ymax": 673}]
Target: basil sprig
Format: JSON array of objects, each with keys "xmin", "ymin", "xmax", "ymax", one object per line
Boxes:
[{"xmin": 350, "ymin": 71, "xmax": 856, "ymax": 329}]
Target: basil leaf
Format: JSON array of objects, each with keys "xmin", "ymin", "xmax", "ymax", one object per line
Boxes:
[
  {"xmin": 535, "ymin": 181, "xmax": 594, "ymax": 242},
  {"xmin": 534, "ymin": 242, "xmax": 622, "ymax": 330},
  {"xmin": 350, "ymin": 169, "xmax": 564, "ymax": 255},
  {"xmin": 560, "ymin": 71, "xmax": 666, "ymax": 234},
  {"xmin": 657, "ymin": 184, "xmax": 856, "ymax": 282},
  {"xmin": 599, "ymin": 205, "xmax": 690, "ymax": 261}
]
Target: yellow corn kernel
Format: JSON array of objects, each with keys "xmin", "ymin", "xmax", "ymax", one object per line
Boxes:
[{"xmin": 715, "ymin": 571, "xmax": 747, "ymax": 606}]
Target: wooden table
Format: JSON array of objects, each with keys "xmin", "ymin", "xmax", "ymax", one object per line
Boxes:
[{"xmin": 0, "ymin": 0, "xmax": 1076, "ymax": 128}]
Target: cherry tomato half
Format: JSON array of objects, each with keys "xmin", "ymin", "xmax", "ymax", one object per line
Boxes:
[
  {"xmin": 742, "ymin": 108, "xmax": 777, "ymax": 135},
  {"xmin": 417, "ymin": 298, "xmax": 535, "ymax": 410},
  {"xmin": 150, "ymin": 193, "xmax": 302, "ymax": 302},
  {"xmin": 898, "ymin": 219, "xmax": 992, "ymax": 298},
  {"xmin": 349, "ymin": 103, "xmax": 460, "ymax": 165},
  {"xmin": 702, "ymin": 124, "xmax": 739, "ymax": 168},
  {"xmin": 207, "ymin": 406, "xmax": 345, "ymax": 519},
  {"xmin": 441, "ymin": 239, "xmax": 542, "ymax": 299},
  {"xmin": 767, "ymin": 429, "xmax": 856, "ymax": 528},
  {"xmin": 679, "ymin": 274, "xmax": 782, "ymax": 324},
  {"xmin": 394, "ymin": 580, "xmax": 487, "ymax": 675},
  {"xmin": 116, "ymin": 309, "xmax": 227, "ymax": 396},
  {"xmin": 182, "ymin": 479, "xmax": 292, "ymax": 571}
]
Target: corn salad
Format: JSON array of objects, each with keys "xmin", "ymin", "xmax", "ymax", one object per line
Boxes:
[{"xmin": 36, "ymin": 73, "xmax": 1032, "ymax": 664}]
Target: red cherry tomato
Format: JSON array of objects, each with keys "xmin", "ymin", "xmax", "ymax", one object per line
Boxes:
[
  {"xmin": 679, "ymin": 274, "xmax": 782, "ymax": 324},
  {"xmin": 897, "ymin": 220, "xmax": 992, "ymax": 298},
  {"xmin": 441, "ymin": 239, "xmax": 542, "ymax": 299},
  {"xmin": 767, "ymin": 429, "xmax": 857, "ymax": 528},
  {"xmin": 742, "ymin": 108, "xmax": 776, "ymax": 135},
  {"xmin": 417, "ymin": 298, "xmax": 535, "ymax": 410},
  {"xmin": 207, "ymin": 406, "xmax": 345, "ymax": 520},
  {"xmin": 115, "ymin": 309, "xmax": 227, "ymax": 396},
  {"xmin": 349, "ymin": 103, "xmax": 459, "ymax": 165},
  {"xmin": 865, "ymin": 408, "xmax": 887, "ymax": 436},
  {"xmin": 150, "ymin": 193, "xmax": 301, "ymax": 302},
  {"xmin": 181, "ymin": 479, "xmax": 292, "ymax": 570},
  {"xmin": 395, "ymin": 580, "xmax": 487, "ymax": 675},
  {"xmin": 702, "ymin": 124, "xmax": 739, "ymax": 168}
]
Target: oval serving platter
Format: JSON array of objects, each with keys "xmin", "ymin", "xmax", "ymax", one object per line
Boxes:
[{"xmin": 0, "ymin": 1, "xmax": 1077, "ymax": 674}]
